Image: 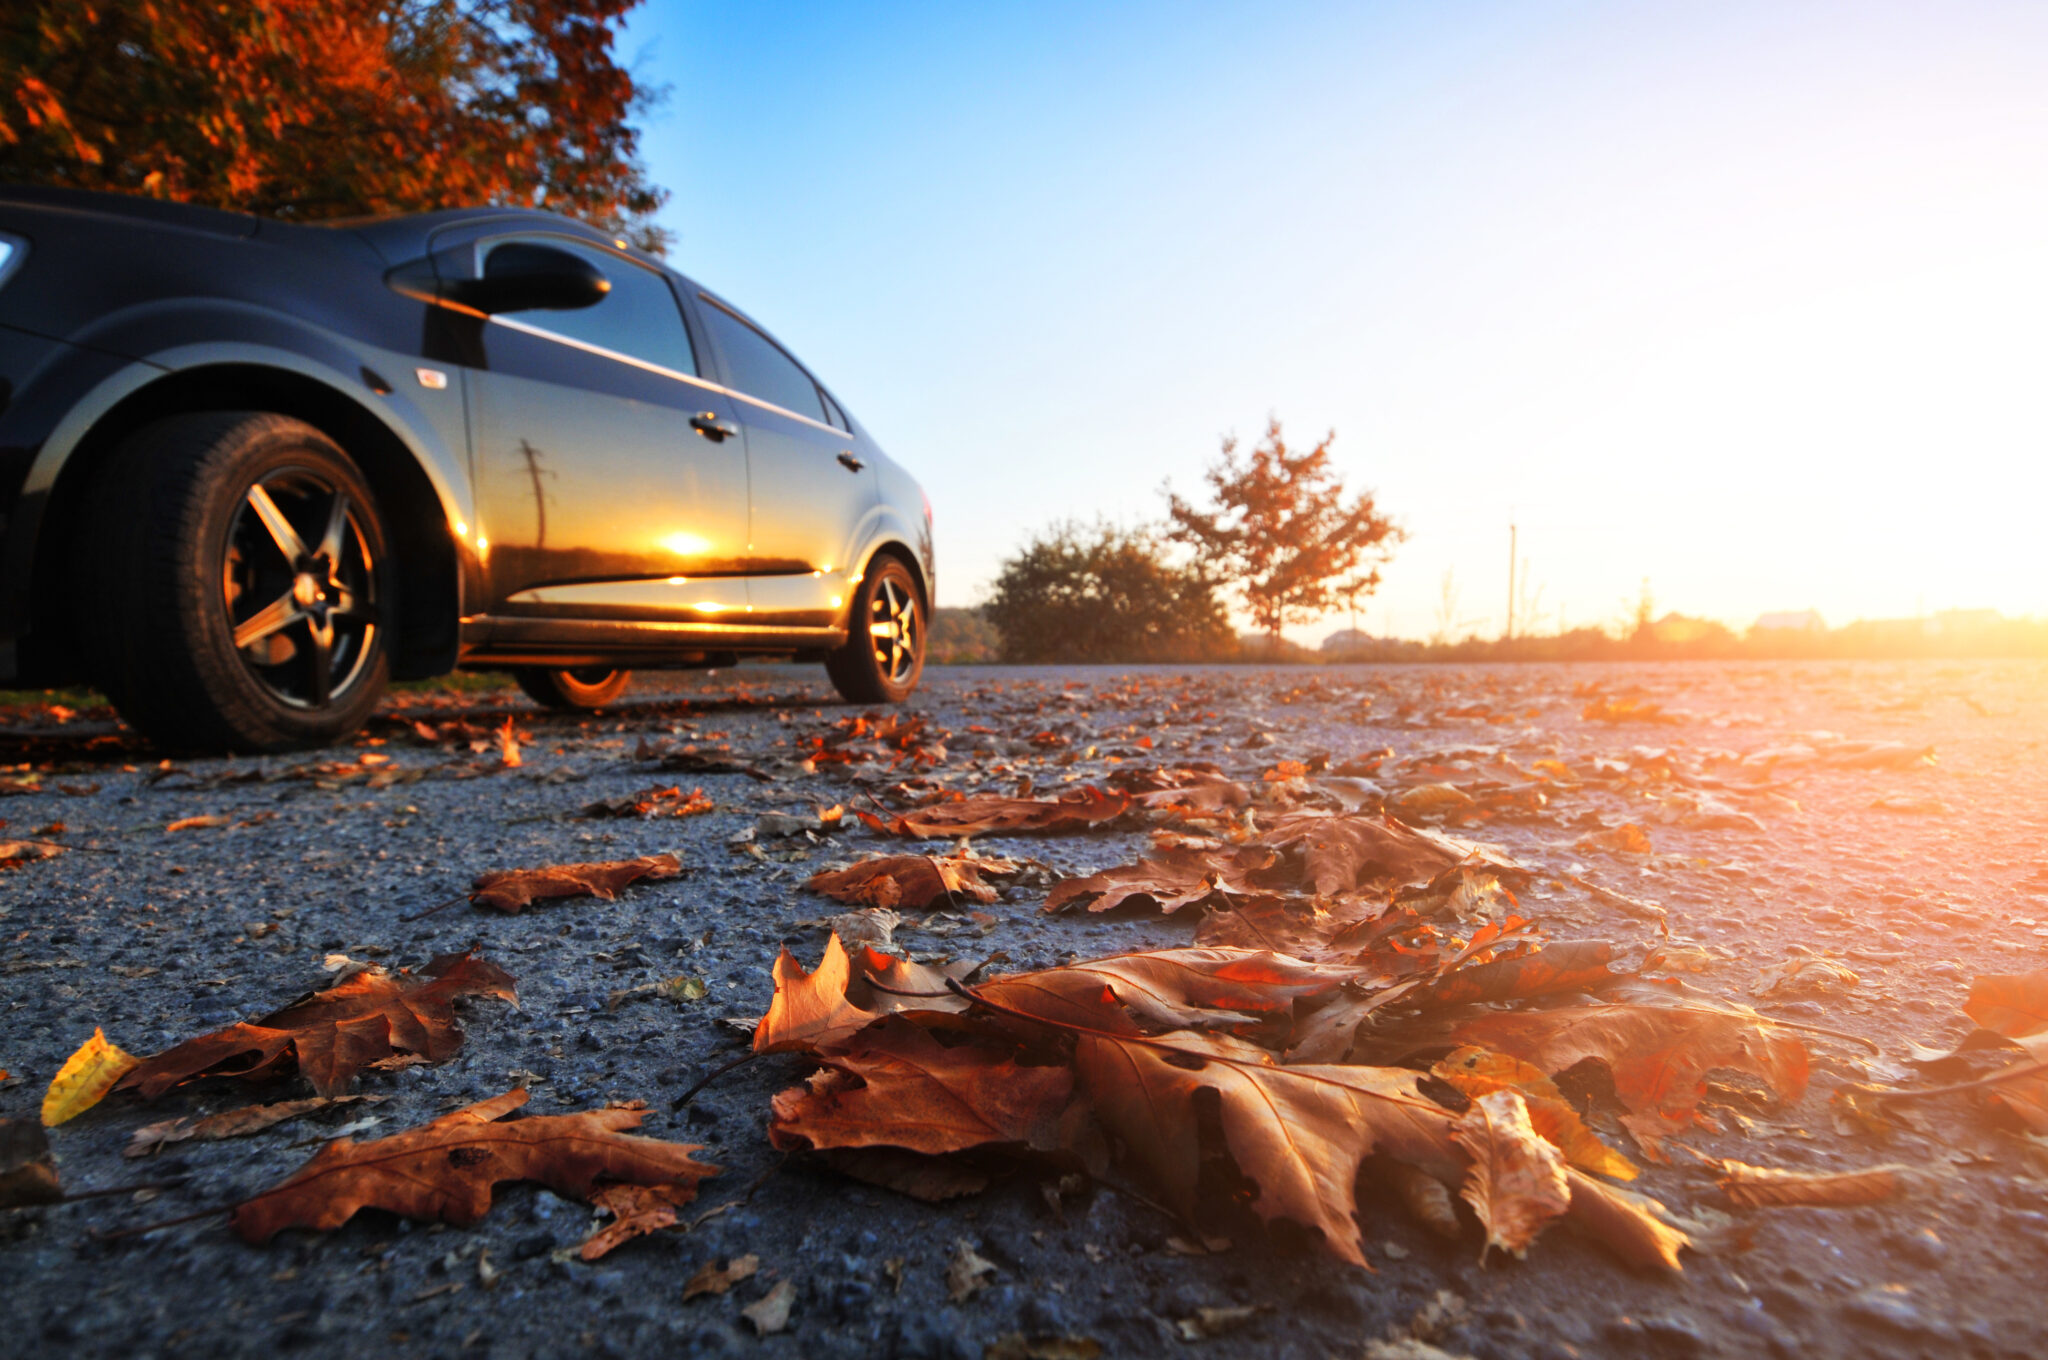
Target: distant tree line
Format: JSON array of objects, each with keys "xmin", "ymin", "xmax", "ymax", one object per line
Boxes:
[{"xmin": 979, "ymin": 419, "xmax": 1400, "ymax": 664}]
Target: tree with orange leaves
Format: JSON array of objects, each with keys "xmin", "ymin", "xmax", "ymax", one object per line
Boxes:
[
  {"xmin": 1165, "ymin": 418, "xmax": 1403, "ymax": 646},
  {"xmin": 0, "ymin": 0, "xmax": 669, "ymax": 250}
]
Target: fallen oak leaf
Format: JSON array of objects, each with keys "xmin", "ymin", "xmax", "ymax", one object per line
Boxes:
[
  {"xmin": 229, "ymin": 1088, "xmax": 717, "ymax": 1242},
  {"xmin": 806, "ymin": 854, "xmax": 1008, "ymax": 911},
  {"xmin": 43, "ymin": 1027, "xmax": 138, "ymax": 1126},
  {"xmin": 1449, "ymin": 1002, "xmax": 1809, "ymax": 1159},
  {"xmin": 1451, "ymin": 1090, "xmax": 1570, "ymax": 1261},
  {"xmin": 752, "ymin": 935, "xmax": 971, "ymax": 1054},
  {"xmin": 974, "ymin": 947, "xmax": 1356, "ymax": 1034},
  {"xmin": 125, "ymin": 1095, "xmax": 385, "ymax": 1158},
  {"xmin": 683, "ymin": 1253, "xmax": 759, "ymax": 1300},
  {"xmin": 470, "ymin": 853, "xmax": 682, "ymax": 914},
  {"xmin": 1433, "ymin": 1047, "xmax": 1637, "ymax": 1181},
  {"xmin": 857, "ymin": 786, "xmax": 1129, "ymax": 839},
  {"xmin": 768, "ymin": 1020, "xmax": 1078, "ymax": 1157},
  {"xmin": 116, "ymin": 951, "xmax": 517, "ymax": 1100}
]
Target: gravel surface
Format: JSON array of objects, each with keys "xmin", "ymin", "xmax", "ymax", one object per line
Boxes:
[{"xmin": 4, "ymin": 659, "xmax": 2047, "ymax": 1360}]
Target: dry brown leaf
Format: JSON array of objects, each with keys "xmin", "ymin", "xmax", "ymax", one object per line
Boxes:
[
  {"xmin": 1074, "ymin": 1028, "xmax": 1463, "ymax": 1268},
  {"xmin": 976, "ymin": 948, "xmax": 1354, "ymax": 1034},
  {"xmin": 0, "ymin": 839, "xmax": 65, "ymax": 869},
  {"xmin": 1575, "ymin": 823, "xmax": 1653, "ymax": 856},
  {"xmin": 1174, "ymin": 1305, "xmax": 1269, "ymax": 1340},
  {"xmin": 807, "ymin": 855, "xmax": 1005, "ymax": 911},
  {"xmin": 0, "ymin": 1118, "xmax": 62, "ymax": 1207},
  {"xmin": 118, "ymin": 951, "xmax": 517, "ymax": 1100},
  {"xmin": 946, "ymin": 1239, "xmax": 998, "ymax": 1301},
  {"xmin": 742, "ymin": 1279, "xmax": 796, "ymax": 1334},
  {"xmin": 858, "ymin": 786, "xmax": 1129, "ymax": 839},
  {"xmin": 1369, "ymin": 1157, "xmax": 1460, "ymax": 1239},
  {"xmin": 580, "ymin": 1180, "xmax": 703, "ymax": 1259},
  {"xmin": 581, "ymin": 785, "xmax": 714, "ymax": 819},
  {"xmin": 752, "ymin": 936, "xmax": 970, "ymax": 1054},
  {"xmin": 1450, "ymin": 1002, "xmax": 1809, "ymax": 1157},
  {"xmin": 124, "ymin": 1095, "xmax": 383, "ymax": 1157},
  {"xmin": 1704, "ymin": 1157, "xmax": 1912, "ymax": 1208},
  {"xmin": 1964, "ymin": 970, "xmax": 2048, "ymax": 1060},
  {"xmin": 164, "ymin": 815, "xmax": 230, "ymax": 833},
  {"xmin": 1433, "ymin": 1047, "xmax": 1637, "ymax": 1181},
  {"xmin": 470, "ymin": 853, "xmax": 682, "ymax": 914},
  {"xmin": 1560, "ymin": 1168, "xmax": 1688, "ymax": 1272},
  {"xmin": 230, "ymin": 1089, "xmax": 716, "ymax": 1242},
  {"xmin": 769, "ymin": 1021, "xmax": 1077, "ymax": 1157},
  {"xmin": 1451, "ymin": 1090, "xmax": 1571, "ymax": 1261},
  {"xmin": 1044, "ymin": 843, "xmax": 1276, "ymax": 915},
  {"xmin": 683, "ymin": 1253, "xmax": 760, "ymax": 1300}
]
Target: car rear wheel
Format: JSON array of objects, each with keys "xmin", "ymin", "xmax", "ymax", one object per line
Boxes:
[
  {"xmin": 825, "ymin": 555, "xmax": 925, "ymax": 703},
  {"xmin": 513, "ymin": 666, "xmax": 632, "ymax": 709},
  {"xmin": 82, "ymin": 412, "xmax": 392, "ymax": 752}
]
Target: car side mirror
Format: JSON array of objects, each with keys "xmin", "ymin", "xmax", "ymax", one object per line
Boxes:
[{"xmin": 448, "ymin": 244, "xmax": 610, "ymax": 314}]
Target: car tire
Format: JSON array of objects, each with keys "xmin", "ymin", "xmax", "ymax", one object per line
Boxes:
[
  {"xmin": 825, "ymin": 555, "xmax": 925, "ymax": 703},
  {"xmin": 81, "ymin": 412, "xmax": 393, "ymax": 752},
  {"xmin": 513, "ymin": 666, "xmax": 632, "ymax": 710}
]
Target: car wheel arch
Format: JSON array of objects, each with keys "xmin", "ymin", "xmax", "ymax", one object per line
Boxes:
[{"xmin": 30, "ymin": 362, "xmax": 461, "ymax": 684}]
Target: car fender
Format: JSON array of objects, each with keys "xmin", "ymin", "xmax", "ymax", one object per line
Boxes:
[{"xmin": 843, "ymin": 499, "xmax": 932, "ymax": 608}]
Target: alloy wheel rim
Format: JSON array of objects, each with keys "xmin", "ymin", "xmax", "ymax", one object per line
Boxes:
[
  {"xmin": 866, "ymin": 576, "xmax": 920, "ymax": 685},
  {"xmin": 221, "ymin": 468, "xmax": 377, "ymax": 709}
]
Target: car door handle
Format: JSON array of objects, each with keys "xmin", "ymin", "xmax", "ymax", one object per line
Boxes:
[
  {"xmin": 690, "ymin": 412, "xmax": 738, "ymax": 442},
  {"xmin": 837, "ymin": 451, "xmax": 865, "ymax": 472}
]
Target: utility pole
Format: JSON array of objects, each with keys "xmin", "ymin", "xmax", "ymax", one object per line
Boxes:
[{"xmin": 1505, "ymin": 521, "xmax": 1517, "ymax": 640}]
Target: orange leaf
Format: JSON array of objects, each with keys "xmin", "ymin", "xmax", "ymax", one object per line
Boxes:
[
  {"xmin": 1964, "ymin": 970, "xmax": 2048, "ymax": 1060},
  {"xmin": 863, "ymin": 786, "xmax": 1129, "ymax": 839},
  {"xmin": 1451, "ymin": 1090, "xmax": 1571, "ymax": 1261},
  {"xmin": 118, "ymin": 952, "xmax": 516, "ymax": 1100},
  {"xmin": 231, "ymin": 1090, "xmax": 716, "ymax": 1243},
  {"xmin": 1703, "ymin": 1157, "xmax": 1911, "ymax": 1208},
  {"xmin": 1451, "ymin": 1003, "xmax": 1808, "ymax": 1158},
  {"xmin": 807, "ymin": 855, "xmax": 1006, "ymax": 911},
  {"xmin": 768, "ymin": 1021, "xmax": 1076, "ymax": 1156},
  {"xmin": 470, "ymin": 854, "xmax": 681, "ymax": 914}
]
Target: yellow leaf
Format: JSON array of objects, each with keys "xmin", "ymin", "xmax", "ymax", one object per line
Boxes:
[
  {"xmin": 43, "ymin": 1027, "xmax": 138, "ymax": 1126},
  {"xmin": 1434, "ymin": 1046, "xmax": 1638, "ymax": 1181}
]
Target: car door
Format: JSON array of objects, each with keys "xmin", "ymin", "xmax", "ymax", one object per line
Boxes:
[
  {"xmin": 441, "ymin": 231, "xmax": 751, "ymax": 621},
  {"xmin": 690, "ymin": 293, "xmax": 877, "ymax": 628}
]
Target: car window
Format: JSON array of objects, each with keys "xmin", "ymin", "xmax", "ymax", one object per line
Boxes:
[
  {"xmin": 490, "ymin": 238, "xmax": 696, "ymax": 376},
  {"xmin": 821, "ymin": 388, "xmax": 850, "ymax": 432},
  {"xmin": 699, "ymin": 299, "xmax": 826, "ymax": 422}
]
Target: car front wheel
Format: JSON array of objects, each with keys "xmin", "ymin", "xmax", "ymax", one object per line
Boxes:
[
  {"xmin": 83, "ymin": 412, "xmax": 392, "ymax": 752},
  {"xmin": 825, "ymin": 555, "xmax": 925, "ymax": 703}
]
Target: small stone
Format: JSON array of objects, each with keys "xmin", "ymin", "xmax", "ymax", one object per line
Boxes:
[{"xmin": 1844, "ymin": 1285, "xmax": 1927, "ymax": 1333}]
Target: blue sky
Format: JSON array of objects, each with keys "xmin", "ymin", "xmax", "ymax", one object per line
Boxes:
[{"xmin": 618, "ymin": 1, "xmax": 2048, "ymax": 639}]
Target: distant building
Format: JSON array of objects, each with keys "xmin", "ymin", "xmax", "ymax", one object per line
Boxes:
[
  {"xmin": 1321, "ymin": 628, "xmax": 1375, "ymax": 653},
  {"xmin": 1753, "ymin": 610, "xmax": 1827, "ymax": 633}
]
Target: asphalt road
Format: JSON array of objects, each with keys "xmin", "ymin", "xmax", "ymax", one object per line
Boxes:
[{"xmin": 4, "ymin": 659, "xmax": 2047, "ymax": 1360}]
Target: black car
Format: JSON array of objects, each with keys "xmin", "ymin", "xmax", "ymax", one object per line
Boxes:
[{"xmin": 0, "ymin": 185, "xmax": 931, "ymax": 750}]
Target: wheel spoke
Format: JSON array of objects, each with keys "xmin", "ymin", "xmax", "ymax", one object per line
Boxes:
[
  {"xmin": 233, "ymin": 592, "xmax": 303, "ymax": 650},
  {"xmin": 316, "ymin": 490, "xmax": 352, "ymax": 565},
  {"xmin": 246, "ymin": 484, "xmax": 310, "ymax": 564},
  {"xmin": 306, "ymin": 618, "xmax": 334, "ymax": 705}
]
